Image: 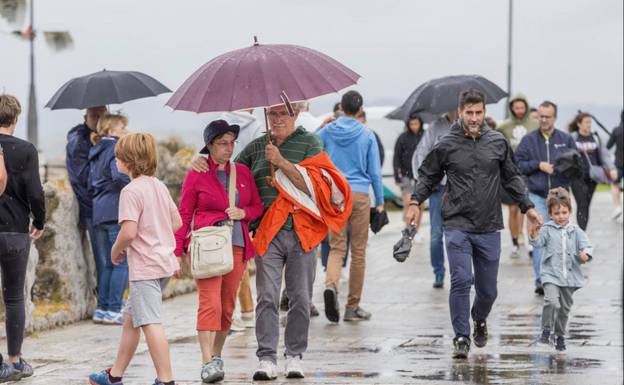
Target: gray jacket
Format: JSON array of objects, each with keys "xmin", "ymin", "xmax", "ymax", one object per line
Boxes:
[
  {"xmin": 411, "ymin": 116, "xmax": 452, "ymax": 186},
  {"xmin": 529, "ymin": 221, "xmax": 594, "ymax": 288}
]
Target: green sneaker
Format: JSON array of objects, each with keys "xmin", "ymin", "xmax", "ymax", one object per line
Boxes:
[
  {"xmin": 211, "ymin": 356, "xmax": 224, "ymax": 372},
  {"xmin": 200, "ymin": 361, "xmax": 224, "ymax": 383}
]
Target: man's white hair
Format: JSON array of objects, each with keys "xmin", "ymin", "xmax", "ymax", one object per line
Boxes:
[{"xmin": 292, "ymin": 101, "xmax": 309, "ymax": 110}]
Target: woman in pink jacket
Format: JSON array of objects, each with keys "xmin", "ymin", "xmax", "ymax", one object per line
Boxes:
[{"xmin": 174, "ymin": 120, "xmax": 263, "ymax": 383}]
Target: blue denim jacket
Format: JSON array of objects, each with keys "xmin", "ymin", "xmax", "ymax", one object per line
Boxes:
[{"xmin": 529, "ymin": 220, "xmax": 593, "ymax": 288}]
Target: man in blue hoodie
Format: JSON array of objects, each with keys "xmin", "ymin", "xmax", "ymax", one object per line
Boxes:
[
  {"xmin": 66, "ymin": 106, "xmax": 108, "ymax": 292},
  {"xmin": 515, "ymin": 101, "xmax": 579, "ymax": 295},
  {"xmin": 316, "ymin": 91, "xmax": 384, "ymax": 323}
]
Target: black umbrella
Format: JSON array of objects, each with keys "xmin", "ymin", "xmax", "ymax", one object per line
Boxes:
[
  {"xmin": 45, "ymin": 69, "xmax": 171, "ymax": 110},
  {"xmin": 386, "ymin": 75, "xmax": 508, "ymax": 122},
  {"xmin": 393, "ymin": 225, "xmax": 416, "ymax": 262},
  {"xmin": 554, "ymin": 149, "xmax": 583, "ymax": 180},
  {"xmin": 370, "ymin": 208, "xmax": 389, "ymax": 234}
]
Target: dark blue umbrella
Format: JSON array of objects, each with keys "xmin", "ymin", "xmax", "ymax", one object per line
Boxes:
[
  {"xmin": 45, "ymin": 69, "xmax": 171, "ymax": 110},
  {"xmin": 386, "ymin": 75, "xmax": 508, "ymax": 122}
]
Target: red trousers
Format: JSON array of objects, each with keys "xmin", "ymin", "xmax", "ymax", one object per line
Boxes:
[{"xmin": 193, "ymin": 246, "xmax": 247, "ymax": 331}]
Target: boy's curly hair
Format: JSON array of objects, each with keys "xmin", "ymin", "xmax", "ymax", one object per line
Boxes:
[{"xmin": 546, "ymin": 187, "xmax": 572, "ymax": 213}]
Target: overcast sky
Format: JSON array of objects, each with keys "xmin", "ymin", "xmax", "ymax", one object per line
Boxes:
[{"xmin": 1, "ymin": 0, "xmax": 622, "ymax": 157}]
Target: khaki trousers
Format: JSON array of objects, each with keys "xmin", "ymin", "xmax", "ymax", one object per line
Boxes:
[
  {"xmin": 237, "ymin": 265, "xmax": 254, "ymax": 314},
  {"xmin": 325, "ymin": 192, "xmax": 370, "ymax": 308}
]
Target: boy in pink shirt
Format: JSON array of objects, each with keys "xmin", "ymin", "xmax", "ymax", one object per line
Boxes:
[{"xmin": 89, "ymin": 133, "xmax": 182, "ymax": 385}]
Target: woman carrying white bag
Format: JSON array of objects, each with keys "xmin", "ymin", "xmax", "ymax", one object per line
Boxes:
[{"xmin": 174, "ymin": 120, "xmax": 264, "ymax": 383}]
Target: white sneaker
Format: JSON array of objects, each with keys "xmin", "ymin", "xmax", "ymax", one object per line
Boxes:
[
  {"xmin": 613, "ymin": 206, "xmax": 623, "ymax": 220},
  {"xmin": 284, "ymin": 355, "xmax": 305, "ymax": 379},
  {"xmin": 412, "ymin": 232, "xmax": 424, "ymax": 244},
  {"xmin": 241, "ymin": 312, "xmax": 256, "ymax": 328},
  {"xmin": 102, "ymin": 311, "xmax": 123, "ymax": 325},
  {"xmin": 230, "ymin": 315, "xmax": 245, "ymax": 332},
  {"xmin": 510, "ymin": 245, "xmax": 520, "ymax": 258},
  {"xmin": 253, "ymin": 360, "xmax": 278, "ymax": 381}
]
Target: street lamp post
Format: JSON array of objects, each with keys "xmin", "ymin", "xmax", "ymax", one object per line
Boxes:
[
  {"xmin": 505, "ymin": 0, "xmax": 513, "ymax": 119},
  {"xmin": 27, "ymin": 0, "xmax": 37, "ymax": 148}
]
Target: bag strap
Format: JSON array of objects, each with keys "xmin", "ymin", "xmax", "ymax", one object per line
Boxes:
[
  {"xmin": 228, "ymin": 162, "xmax": 237, "ymax": 209},
  {"xmin": 581, "ymin": 148, "xmax": 594, "ymax": 167}
]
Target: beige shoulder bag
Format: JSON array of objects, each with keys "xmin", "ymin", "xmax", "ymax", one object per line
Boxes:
[{"xmin": 188, "ymin": 164, "xmax": 236, "ymax": 279}]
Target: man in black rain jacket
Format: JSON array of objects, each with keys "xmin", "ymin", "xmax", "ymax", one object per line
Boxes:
[{"xmin": 406, "ymin": 88, "xmax": 543, "ymax": 359}]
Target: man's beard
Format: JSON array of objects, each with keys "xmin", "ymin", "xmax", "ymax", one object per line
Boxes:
[{"xmin": 462, "ymin": 119, "xmax": 481, "ymax": 133}]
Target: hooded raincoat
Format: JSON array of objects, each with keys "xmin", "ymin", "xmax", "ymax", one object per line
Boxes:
[
  {"xmin": 88, "ymin": 136, "xmax": 131, "ymax": 227},
  {"xmin": 412, "ymin": 120, "xmax": 534, "ymax": 233},
  {"xmin": 529, "ymin": 221, "xmax": 593, "ymax": 288},
  {"xmin": 496, "ymin": 93, "xmax": 539, "ymax": 150}
]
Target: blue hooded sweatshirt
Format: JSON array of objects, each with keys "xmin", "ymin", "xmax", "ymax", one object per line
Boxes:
[
  {"xmin": 316, "ymin": 117, "xmax": 384, "ymax": 206},
  {"xmin": 88, "ymin": 136, "xmax": 131, "ymax": 227}
]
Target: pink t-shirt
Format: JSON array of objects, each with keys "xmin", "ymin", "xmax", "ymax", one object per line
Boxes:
[{"xmin": 118, "ymin": 175, "xmax": 179, "ymax": 281}]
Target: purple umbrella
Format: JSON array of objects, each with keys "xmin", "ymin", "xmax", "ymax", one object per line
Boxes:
[
  {"xmin": 166, "ymin": 38, "xmax": 361, "ymax": 113},
  {"xmin": 167, "ymin": 37, "xmax": 361, "ymax": 185}
]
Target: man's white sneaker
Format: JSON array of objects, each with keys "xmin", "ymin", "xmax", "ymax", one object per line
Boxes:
[
  {"xmin": 253, "ymin": 360, "xmax": 278, "ymax": 381},
  {"xmin": 613, "ymin": 206, "xmax": 622, "ymax": 220},
  {"xmin": 510, "ymin": 245, "xmax": 520, "ymax": 258},
  {"xmin": 230, "ymin": 315, "xmax": 245, "ymax": 332},
  {"xmin": 284, "ymin": 355, "xmax": 305, "ymax": 379},
  {"xmin": 412, "ymin": 232, "xmax": 424, "ymax": 244}
]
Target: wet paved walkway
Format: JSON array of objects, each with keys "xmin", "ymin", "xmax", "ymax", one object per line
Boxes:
[{"xmin": 4, "ymin": 193, "xmax": 622, "ymax": 384}]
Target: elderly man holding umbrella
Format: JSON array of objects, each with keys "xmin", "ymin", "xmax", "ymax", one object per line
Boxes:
[
  {"xmin": 171, "ymin": 38, "xmax": 359, "ymax": 381},
  {"xmin": 406, "ymin": 88, "xmax": 543, "ymax": 359}
]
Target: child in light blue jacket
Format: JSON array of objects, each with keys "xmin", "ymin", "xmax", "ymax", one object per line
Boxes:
[{"xmin": 529, "ymin": 187, "xmax": 593, "ymax": 356}]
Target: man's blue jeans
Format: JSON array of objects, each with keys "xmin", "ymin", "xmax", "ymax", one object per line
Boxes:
[
  {"xmin": 94, "ymin": 222, "xmax": 128, "ymax": 313},
  {"xmin": 429, "ymin": 185, "xmax": 446, "ymax": 276},
  {"xmin": 528, "ymin": 193, "xmax": 550, "ymax": 286},
  {"xmin": 81, "ymin": 217, "xmax": 106, "ymax": 286},
  {"xmin": 445, "ymin": 229, "xmax": 500, "ymax": 341}
]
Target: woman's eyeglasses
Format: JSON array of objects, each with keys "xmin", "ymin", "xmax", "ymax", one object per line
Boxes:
[{"xmin": 213, "ymin": 141, "xmax": 238, "ymax": 148}]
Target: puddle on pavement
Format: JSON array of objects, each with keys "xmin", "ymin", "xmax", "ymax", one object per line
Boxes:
[
  {"xmin": 409, "ymin": 354, "xmax": 603, "ymax": 383},
  {"xmin": 170, "ymin": 335, "xmax": 198, "ymax": 344},
  {"xmin": 308, "ymin": 372, "xmax": 381, "ymax": 378}
]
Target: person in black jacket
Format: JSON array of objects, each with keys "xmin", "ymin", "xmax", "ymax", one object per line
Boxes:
[
  {"xmin": 0, "ymin": 94, "xmax": 45, "ymax": 380},
  {"xmin": 607, "ymin": 111, "xmax": 623, "ymax": 220},
  {"xmin": 394, "ymin": 113, "xmax": 424, "ymax": 226},
  {"xmin": 406, "ymin": 88, "xmax": 543, "ymax": 360},
  {"xmin": 66, "ymin": 105, "xmax": 108, "ymax": 299},
  {"xmin": 0, "ymin": 143, "xmax": 6, "ymax": 197}
]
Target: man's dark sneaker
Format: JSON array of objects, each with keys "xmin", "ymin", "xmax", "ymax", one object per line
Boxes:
[
  {"xmin": 535, "ymin": 283, "xmax": 544, "ymax": 295},
  {"xmin": 323, "ymin": 285, "xmax": 340, "ymax": 322},
  {"xmin": 343, "ymin": 306, "xmax": 371, "ymax": 321},
  {"xmin": 472, "ymin": 320, "xmax": 488, "ymax": 348},
  {"xmin": 7, "ymin": 358, "xmax": 33, "ymax": 381},
  {"xmin": 452, "ymin": 337, "xmax": 470, "ymax": 359},
  {"xmin": 0, "ymin": 361, "xmax": 14, "ymax": 382},
  {"xmin": 555, "ymin": 335, "xmax": 566, "ymax": 356},
  {"xmin": 310, "ymin": 304, "xmax": 319, "ymax": 317},
  {"xmin": 537, "ymin": 330, "xmax": 551, "ymax": 347},
  {"xmin": 280, "ymin": 291, "xmax": 289, "ymax": 312},
  {"xmin": 433, "ymin": 274, "xmax": 444, "ymax": 288}
]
